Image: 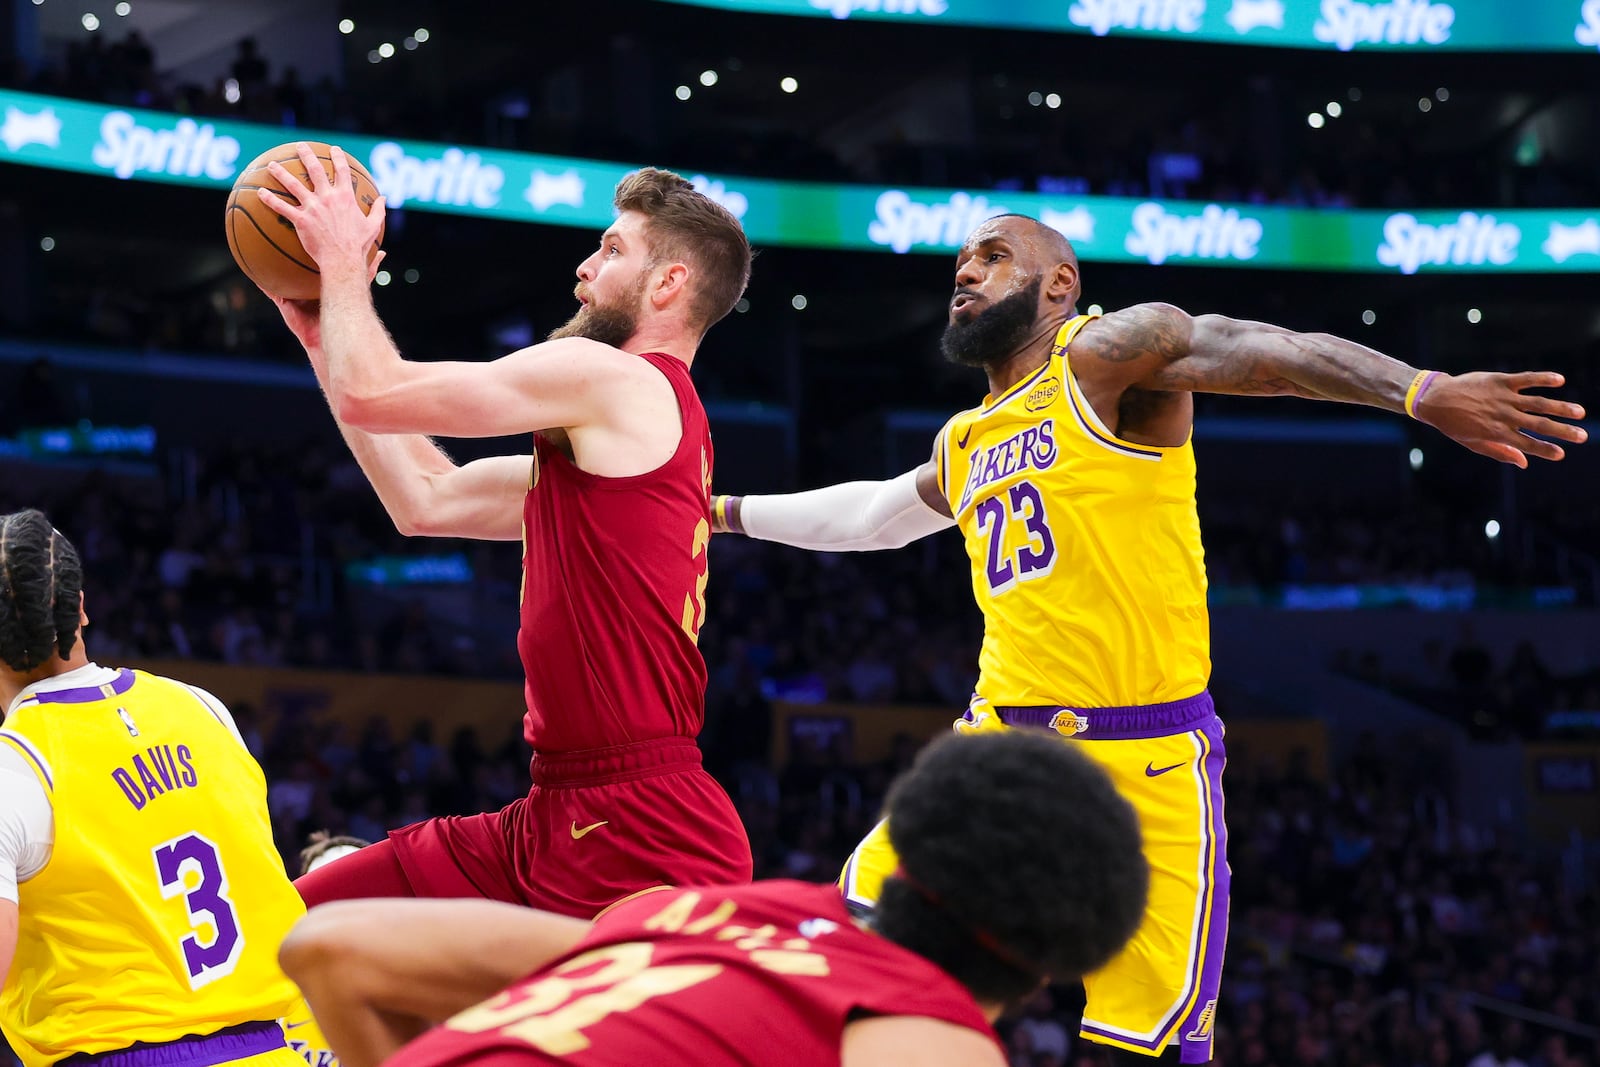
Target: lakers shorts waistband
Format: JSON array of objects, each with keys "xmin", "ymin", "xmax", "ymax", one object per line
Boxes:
[
  {"xmin": 59, "ymin": 1020, "xmax": 286, "ymax": 1067},
  {"xmin": 529, "ymin": 736, "xmax": 704, "ymax": 787},
  {"xmin": 988, "ymin": 690, "xmax": 1215, "ymax": 740}
]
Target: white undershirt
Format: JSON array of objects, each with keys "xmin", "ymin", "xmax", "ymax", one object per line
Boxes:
[{"xmin": 0, "ymin": 663, "xmax": 245, "ymax": 903}]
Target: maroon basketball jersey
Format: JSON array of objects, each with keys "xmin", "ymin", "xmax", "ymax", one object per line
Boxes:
[
  {"xmin": 386, "ymin": 881, "xmax": 997, "ymax": 1067},
  {"xmin": 516, "ymin": 351, "xmax": 713, "ymax": 753}
]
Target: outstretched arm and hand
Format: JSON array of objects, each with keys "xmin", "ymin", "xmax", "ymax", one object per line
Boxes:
[
  {"xmin": 1072, "ymin": 303, "xmax": 1587, "ymax": 467},
  {"xmin": 280, "ymin": 899, "xmax": 590, "ymax": 1067},
  {"xmin": 713, "ymin": 443, "xmax": 955, "ymax": 549}
]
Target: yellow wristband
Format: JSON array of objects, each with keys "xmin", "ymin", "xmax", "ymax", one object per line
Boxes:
[
  {"xmin": 1403, "ymin": 370, "xmax": 1438, "ymax": 419},
  {"xmin": 712, "ymin": 495, "xmax": 728, "ymax": 531}
]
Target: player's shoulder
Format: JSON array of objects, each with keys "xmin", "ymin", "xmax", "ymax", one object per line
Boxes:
[
  {"xmin": 939, "ymin": 401, "xmax": 987, "ymax": 440},
  {"xmin": 520, "ymin": 337, "xmax": 676, "ymax": 380},
  {"xmin": 1069, "ymin": 302, "xmax": 1190, "ymax": 360}
]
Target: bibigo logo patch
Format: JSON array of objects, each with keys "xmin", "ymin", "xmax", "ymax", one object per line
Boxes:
[{"xmin": 1025, "ymin": 376, "xmax": 1062, "ymax": 412}]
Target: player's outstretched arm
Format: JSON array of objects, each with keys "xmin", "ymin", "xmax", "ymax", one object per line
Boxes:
[
  {"xmin": 1073, "ymin": 302, "xmax": 1587, "ymax": 467},
  {"xmin": 714, "ymin": 461, "xmax": 954, "ymax": 550},
  {"xmin": 842, "ymin": 1016, "xmax": 1007, "ymax": 1067},
  {"xmin": 281, "ymin": 899, "xmax": 590, "ymax": 1067}
]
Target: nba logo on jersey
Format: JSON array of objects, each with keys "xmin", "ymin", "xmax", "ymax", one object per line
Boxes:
[
  {"xmin": 1049, "ymin": 710, "xmax": 1089, "ymax": 736},
  {"xmin": 117, "ymin": 708, "xmax": 139, "ymax": 737},
  {"xmin": 1186, "ymin": 999, "xmax": 1218, "ymax": 1042},
  {"xmin": 798, "ymin": 918, "xmax": 839, "ymax": 940}
]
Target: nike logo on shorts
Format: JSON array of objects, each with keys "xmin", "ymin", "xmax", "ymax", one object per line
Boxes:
[
  {"xmin": 1145, "ymin": 761, "xmax": 1184, "ymax": 777},
  {"xmin": 571, "ymin": 820, "xmax": 608, "ymax": 839}
]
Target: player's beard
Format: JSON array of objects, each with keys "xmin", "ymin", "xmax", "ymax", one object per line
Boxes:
[
  {"xmin": 939, "ymin": 278, "xmax": 1043, "ymax": 368},
  {"xmin": 548, "ymin": 273, "xmax": 649, "ymax": 348}
]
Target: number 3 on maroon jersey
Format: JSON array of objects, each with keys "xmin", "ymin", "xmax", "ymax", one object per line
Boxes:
[{"xmin": 680, "ymin": 518, "xmax": 710, "ymax": 641}]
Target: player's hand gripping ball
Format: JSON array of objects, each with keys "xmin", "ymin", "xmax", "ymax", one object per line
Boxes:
[{"xmin": 225, "ymin": 141, "xmax": 384, "ymax": 301}]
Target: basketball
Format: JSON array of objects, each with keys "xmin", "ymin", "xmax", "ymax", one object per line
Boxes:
[{"xmin": 225, "ymin": 141, "xmax": 384, "ymax": 301}]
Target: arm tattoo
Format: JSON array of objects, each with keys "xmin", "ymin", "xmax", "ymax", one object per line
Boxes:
[
  {"xmin": 1149, "ymin": 314, "xmax": 1413, "ymax": 408},
  {"xmin": 1149, "ymin": 330, "xmax": 1319, "ymax": 398},
  {"xmin": 1076, "ymin": 303, "xmax": 1192, "ymax": 364},
  {"xmin": 1073, "ymin": 304, "xmax": 1415, "ymax": 410}
]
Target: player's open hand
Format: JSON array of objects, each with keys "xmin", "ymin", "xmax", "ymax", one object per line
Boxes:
[
  {"xmin": 255, "ymin": 143, "xmax": 385, "ymax": 276},
  {"xmin": 1417, "ymin": 372, "xmax": 1587, "ymax": 467}
]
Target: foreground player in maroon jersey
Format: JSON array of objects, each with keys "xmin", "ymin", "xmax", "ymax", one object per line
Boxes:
[
  {"xmin": 257, "ymin": 147, "xmax": 755, "ymax": 915},
  {"xmin": 281, "ymin": 731, "xmax": 1150, "ymax": 1067}
]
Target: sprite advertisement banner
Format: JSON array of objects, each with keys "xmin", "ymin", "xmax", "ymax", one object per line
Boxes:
[
  {"xmin": 4, "ymin": 89, "xmax": 1600, "ymax": 273},
  {"xmin": 655, "ymin": 0, "xmax": 1600, "ymax": 52}
]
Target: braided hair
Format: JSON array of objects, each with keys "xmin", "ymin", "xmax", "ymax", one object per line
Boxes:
[
  {"xmin": 873, "ymin": 731, "xmax": 1150, "ymax": 1009},
  {"xmin": 0, "ymin": 509, "xmax": 86, "ymax": 673}
]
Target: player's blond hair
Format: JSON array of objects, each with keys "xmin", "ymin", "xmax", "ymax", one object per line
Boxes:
[{"xmin": 614, "ymin": 168, "xmax": 752, "ymax": 335}]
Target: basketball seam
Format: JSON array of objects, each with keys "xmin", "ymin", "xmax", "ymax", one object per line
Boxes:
[{"xmin": 227, "ymin": 203, "xmax": 321, "ymax": 277}]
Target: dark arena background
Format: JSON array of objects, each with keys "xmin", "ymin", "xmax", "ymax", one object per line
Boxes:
[{"xmin": 2, "ymin": 1, "xmax": 1598, "ymax": 1064}]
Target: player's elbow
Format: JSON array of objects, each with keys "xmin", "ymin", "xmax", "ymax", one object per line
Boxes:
[
  {"xmin": 279, "ymin": 907, "xmax": 350, "ymax": 986},
  {"xmin": 388, "ymin": 507, "xmax": 432, "ymax": 538},
  {"xmin": 331, "ymin": 389, "xmax": 386, "ymax": 432}
]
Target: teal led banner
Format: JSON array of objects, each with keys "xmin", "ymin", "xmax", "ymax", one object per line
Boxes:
[
  {"xmin": 655, "ymin": 0, "xmax": 1600, "ymax": 51},
  {"xmin": 4, "ymin": 89, "xmax": 1599, "ymax": 273}
]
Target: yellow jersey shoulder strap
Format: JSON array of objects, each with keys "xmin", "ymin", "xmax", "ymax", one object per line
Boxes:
[{"xmin": 1050, "ymin": 312, "xmax": 1098, "ymax": 358}]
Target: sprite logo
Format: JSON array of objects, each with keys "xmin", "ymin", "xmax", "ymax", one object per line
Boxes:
[
  {"xmin": 1124, "ymin": 202, "xmax": 1263, "ymax": 265},
  {"xmin": 1067, "ymin": 0, "xmax": 1206, "ymax": 36},
  {"xmin": 1375, "ymin": 212, "xmax": 1520, "ymax": 273},
  {"xmin": 90, "ymin": 111, "xmax": 240, "ymax": 181},
  {"xmin": 867, "ymin": 190, "xmax": 1006, "ymax": 253},
  {"xmin": 1577, "ymin": 0, "xmax": 1600, "ymax": 48},
  {"xmin": 1312, "ymin": 0, "xmax": 1454, "ymax": 50},
  {"xmin": 367, "ymin": 142, "xmax": 504, "ymax": 209},
  {"xmin": 808, "ymin": 0, "xmax": 948, "ymax": 16}
]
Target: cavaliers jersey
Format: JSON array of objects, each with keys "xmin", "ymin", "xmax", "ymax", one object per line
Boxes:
[
  {"xmin": 0, "ymin": 668, "xmax": 305, "ymax": 1066},
  {"xmin": 937, "ymin": 314, "xmax": 1211, "ymax": 710},
  {"xmin": 386, "ymin": 881, "xmax": 996, "ymax": 1067},
  {"xmin": 517, "ymin": 351, "xmax": 714, "ymax": 754}
]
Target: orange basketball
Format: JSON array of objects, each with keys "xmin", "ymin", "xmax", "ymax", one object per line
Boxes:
[{"xmin": 225, "ymin": 141, "xmax": 384, "ymax": 301}]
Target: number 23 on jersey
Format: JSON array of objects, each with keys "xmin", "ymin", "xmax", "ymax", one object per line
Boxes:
[{"xmin": 973, "ymin": 480, "xmax": 1057, "ymax": 594}]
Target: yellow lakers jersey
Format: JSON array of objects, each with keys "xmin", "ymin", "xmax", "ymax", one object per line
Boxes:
[
  {"xmin": 937, "ymin": 315, "xmax": 1211, "ymax": 709},
  {"xmin": 0, "ymin": 668, "xmax": 305, "ymax": 1066}
]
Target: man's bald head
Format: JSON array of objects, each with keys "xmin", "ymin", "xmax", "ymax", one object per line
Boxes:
[{"xmin": 978, "ymin": 213, "xmax": 1081, "ymax": 308}]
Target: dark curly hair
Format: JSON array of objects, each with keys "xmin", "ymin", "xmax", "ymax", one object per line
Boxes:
[
  {"xmin": 0, "ymin": 510, "xmax": 85, "ymax": 674},
  {"xmin": 873, "ymin": 731, "xmax": 1149, "ymax": 1009}
]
